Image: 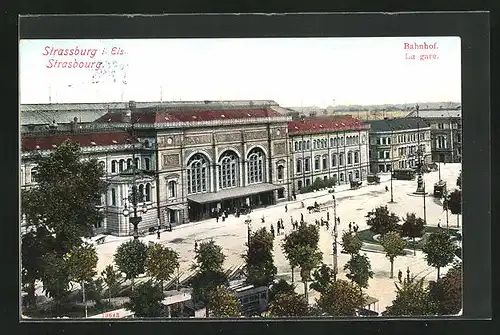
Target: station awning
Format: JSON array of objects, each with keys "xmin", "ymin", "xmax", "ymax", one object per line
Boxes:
[{"xmin": 187, "ymin": 183, "xmax": 283, "ymax": 204}]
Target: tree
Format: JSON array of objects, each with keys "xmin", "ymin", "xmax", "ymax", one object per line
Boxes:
[
  {"xmin": 310, "ymin": 264, "xmax": 335, "ymax": 294},
  {"xmin": 124, "ymin": 280, "xmax": 165, "ymax": 317},
  {"xmin": 316, "ymin": 279, "xmax": 365, "ymax": 316},
  {"xmin": 21, "ymin": 226, "xmax": 54, "ymax": 307},
  {"xmin": 383, "ymin": 278, "xmax": 438, "ymax": 316},
  {"xmin": 145, "ymin": 244, "xmax": 179, "ymax": 292},
  {"xmin": 456, "ymin": 172, "xmax": 461, "ymax": 188},
  {"xmin": 101, "ymin": 265, "xmax": 122, "ymax": 303},
  {"xmin": 401, "ymin": 213, "xmax": 425, "ymax": 255},
  {"xmin": 341, "ymin": 231, "xmax": 362, "ymax": 258},
  {"xmin": 446, "ymin": 189, "xmax": 462, "ymax": 227},
  {"xmin": 365, "ymin": 206, "xmax": 401, "ymax": 236},
  {"xmin": 21, "ymin": 140, "xmax": 107, "ymax": 256},
  {"xmin": 268, "ymin": 291, "xmax": 308, "ymax": 317},
  {"xmin": 40, "ymin": 252, "xmax": 71, "ymax": 315},
  {"xmin": 343, "ymin": 254, "xmax": 374, "ymax": 289},
  {"xmin": 208, "ymin": 285, "xmax": 242, "ymax": 318},
  {"xmin": 193, "ymin": 240, "xmax": 225, "ymax": 273},
  {"xmin": 428, "ymin": 262, "xmax": 462, "ymax": 315},
  {"xmin": 65, "ymin": 243, "xmax": 98, "ymax": 317},
  {"xmin": 269, "ymin": 279, "xmax": 296, "ymax": 303},
  {"xmin": 85, "ymin": 278, "xmax": 105, "ymax": 310},
  {"xmin": 282, "ymin": 224, "xmax": 322, "ymax": 304},
  {"xmin": 379, "ymin": 231, "xmax": 406, "ymax": 278},
  {"xmin": 243, "ymin": 228, "xmax": 277, "ymax": 287},
  {"xmin": 114, "ymin": 239, "xmax": 148, "ymax": 290},
  {"xmin": 422, "ymin": 230, "xmax": 457, "ymax": 279}
]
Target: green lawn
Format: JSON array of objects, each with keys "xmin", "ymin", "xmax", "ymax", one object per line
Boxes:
[{"xmin": 357, "ymin": 226, "xmax": 461, "ymax": 251}]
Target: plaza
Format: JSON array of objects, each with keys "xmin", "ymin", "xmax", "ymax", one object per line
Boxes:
[{"xmin": 86, "ymin": 162, "xmax": 461, "ymax": 313}]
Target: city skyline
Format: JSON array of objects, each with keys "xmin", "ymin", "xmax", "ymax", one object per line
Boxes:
[{"xmin": 19, "ymin": 37, "xmax": 461, "ymax": 108}]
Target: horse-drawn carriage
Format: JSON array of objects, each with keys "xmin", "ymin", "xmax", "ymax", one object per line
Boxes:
[
  {"xmin": 433, "ymin": 180, "xmax": 447, "ymax": 198},
  {"xmin": 307, "ymin": 202, "xmax": 321, "ymax": 213},
  {"xmin": 239, "ymin": 204, "xmax": 252, "ymax": 215},
  {"xmin": 350, "ymin": 180, "xmax": 362, "ymax": 189},
  {"xmin": 367, "ymin": 174, "xmax": 380, "ymax": 184}
]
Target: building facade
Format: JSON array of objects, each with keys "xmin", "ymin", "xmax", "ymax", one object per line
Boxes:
[
  {"xmin": 367, "ymin": 118, "xmax": 432, "ymax": 174},
  {"xmin": 287, "ymin": 117, "xmax": 370, "ymax": 194},
  {"xmin": 407, "ymin": 109, "xmax": 462, "ymax": 163}
]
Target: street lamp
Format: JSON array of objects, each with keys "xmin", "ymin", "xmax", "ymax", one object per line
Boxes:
[
  {"xmin": 389, "ymin": 127, "xmax": 395, "ymax": 203},
  {"xmin": 332, "ymin": 195, "xmax": 338, "ymax": 281}
]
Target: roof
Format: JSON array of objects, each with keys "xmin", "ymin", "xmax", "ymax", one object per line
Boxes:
[
  {"xmin": 21, "ymin": 131, "xmax": 137, "ymax": 151},
  {"xmin": 94, "ymin": 107, "xmax": 282, "ymax": 124},
  {"xmin": 187, "ymin": 183, "xmax": 283, "ymax": 204},
  {"xmin": 367, "ymin": 117, "xmax": 429, "ymax": 133},
  {"xmin": 288, "ymin": 116, "xmax": 369, "ymax": 135},
  {"xmin": 407, "ymin": 109, "xmax": 461, "ymax": 118}
]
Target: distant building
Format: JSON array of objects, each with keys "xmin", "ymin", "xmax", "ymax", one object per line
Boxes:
[
  {"xmin": 407, "ymin": 109, "xmax": 462, "ymax": 163},
  {"xmin": 288, "ymin": 116, "xmax": 370, "ymax": 194},
  {"xmin": 367, "ymin": 118, "xmax": 432, "ymax": 174}
]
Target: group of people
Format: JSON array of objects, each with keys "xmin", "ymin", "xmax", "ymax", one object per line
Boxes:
[
  {"xmin": 270, "ymin": 218, "xmax": 286, "ymax": 238},
  {"xmin": 348, "ymin": 221, "xmax": 360, "ymax": 233}
]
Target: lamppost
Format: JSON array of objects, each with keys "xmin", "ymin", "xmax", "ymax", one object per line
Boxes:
[
  {"xmin": 415, "ymin": 104, "xmax": 426, "ymax": 195},
  {"xmin": 389, "ymin": 127, "xmax": 395, "ymax": 203},
  {"xmin": 332, "ymin": 195, "xmax": 338, "ymax": 281},
  {"xmin": 247, "ymin": 221, "xmax": 252, "ymax": 245},
  {"xmin": 443, "ymin": 189, "xmax": 450, "ymax": 233}
]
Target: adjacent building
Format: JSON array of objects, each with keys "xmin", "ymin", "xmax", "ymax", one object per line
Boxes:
[
  {"xmin": 367, "ymin": 118, "xmax": 432, "ymax": 174},
  {"xmin": 407, "ymin": 109, "xmax": 462, "ymax": 163},
  {"xmin": 287, "ymin": 116, "xmax": 370, "ymax": 194}
]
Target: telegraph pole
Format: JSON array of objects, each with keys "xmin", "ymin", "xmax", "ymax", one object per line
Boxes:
[{"xmin": 332, "ymin": 195, "xmax": 338, "ymax": 281}]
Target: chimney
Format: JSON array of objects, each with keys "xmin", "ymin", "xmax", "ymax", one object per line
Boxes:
[
  {"xmin": 70, "ymin": 117, "xmax": 78, "ymax": 133},
  {"xmin": 124, "ymin": 100, "xmax": 135, "ymax": 124}
]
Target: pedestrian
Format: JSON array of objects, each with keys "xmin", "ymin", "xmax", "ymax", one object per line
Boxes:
[
  {"xmin": 169, "ymin": 223, "xmax": 172, "ymax": 232},
  {"xmin": 216, "ymin": 215, "xmax": 219, "ymax": 223},
  {"xmin": 157, "ymin": 229, "xmax": 161, "ymax": 239},
  {"xmin": 294, "ymin": 220, "xmax": 298, "ymax": 230},
  {"xmin": 385, "ymin": 185, "xmax": 389, "ymax": 192},
  {"xmin": 354, "ymin": 224, "xmax": 358, "ymax": 233},
  {"xmin": 349, "ymin": 222, "xmax": 352, "ymax": 232},
  {"xmin": 337, "ymin": 217, "xmax": 340, "ymax": 224},
  {"xmin": 261, "ymin": 215, "xmax": 265, "ymax": 223},
  {"xmin": 300, "ymin": 213, "xmax": 304, "ymax": 221},
  {"xmin": 327, "ymin": 212, "xmax": 330, "ymax": 221},
  {"xmin": 277, "ymin": 223, "xmax": 281, "ymax": 236},
  {"xmin": 301, "ymin": 201, "xmax": 304, "ymax": 208},
  {"xmin": 398, "ymin": 269, "xmax": 403, "ymax": 283},
  {"xmin": 290, "ymin": 216, "xmax": 294, "ymax": 225},
  {"xmin": 326, "ymin": 221, "xmax": 329, "ymax": 230},
  {"xmin": 270, "ymin": 225, "xmax": 275, "ymax": 238},
  {"xmin": 285, "ymin": 204, "xmax": 288, "ymax": 212},
  {"xmin": 222, "ymin": 215, "xmax": 225, "ymax": 222},
  {"xmin": 195, "ymin": 241, "xmax": 198, "ymax": 252}
]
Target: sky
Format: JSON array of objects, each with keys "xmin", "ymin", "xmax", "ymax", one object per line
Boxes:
[{"xmin": 19, "ymin": 37, "xmax": 461, "ymax": 108}]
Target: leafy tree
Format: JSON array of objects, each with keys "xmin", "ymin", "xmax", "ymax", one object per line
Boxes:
[
  {"xmin": 456, "ymin": 172, "xmax": 461, "ymax": 188},
  {"xmin": 401, "ymin": 213, "xmax": 425, "ymax": 255},
  {"xmin": 21, "ymin": 140, "xmax": 107, "ymax": 256},
  {"xmin": 101, "ymin": 265, "xmax": 122, "ymax": 303},
  {"xmin": 379, "ymin": 231, "xmax": 406, "ymax": 278},
  {"xmin": 428, "ymin": 262, "xmax": 462, "ymax": 315},
  {"xmin": 310, "ymin": 264, "xmax": 335, "ymax": 294},
  {"xmin": 422, "ymin": 230, "xmax": 457, "ymax": 279},
  {"xmin": 343, "ymin": 254, "xmax": 374, "ymax": 289},
  {"xmin": 365, "ymin": 206, "xmax": 400, "ymax": 236},
  {"xmin": 268, "ymin": 291, "xmax": 308, "ymax": 317},
  {"xmin": 21, "ymin": 226, "xmax": 54, "ymax": 307},
  {"xmin": 446, "ymin": 189, "xmax": 462, "ymax": 227},
  {"xmin": 243, "ymin": 228, "xmax": 277, "ymax": 287},
  {"xmin": 208, "ymin": 285, "xmax": 242, "ymax": 318},
  {"xmin": 124, "ymin": 280, "xmax": 165, "ymax": 317},
  {"xmin": 65, "ymin": 243, "xmax": 98, "ymax": 317},
  {"xmin": 114, "ymin": 239, "xmax": 148, "ymax": 290},
  {"xmin": 383, "ymin": 278, "xmax": 438, "ymax": 316},
  {"xmin": 145, "ymin": 244, "xmax": 179, "ymax": 292},
  {"xmin": 193, "ymin": 240, "xmax": 225, "ymax": 273},
  {"xmin": 40, "ymin": 252, "xmax": 71, "ymax": 314},
  {"xmin": 85, "ymin": 278, "xmax": 105, "ymax": 310},
  {"xmin": 316, "ymin": 279, "xmax": 365, "ymax": 316},
  {"xmin": 341, "ymin": 231, "xmax": 362, "ymax": 257},
  {"xmin": 269, "ymin": 279, "xmax": 296, "ymax": 303}
]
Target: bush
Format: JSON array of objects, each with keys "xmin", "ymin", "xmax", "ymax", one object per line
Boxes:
[{"xmin": 300, "ymin": 177, "xmax": 337, "ymax": 194}]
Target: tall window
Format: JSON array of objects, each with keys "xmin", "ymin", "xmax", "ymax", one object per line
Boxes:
[
  {"xmin": 305, "ymin": 158, "xmax": 310, "ymax": 172},
  {"xmin": 139, "ymin": 184, "xmax": 145, "ymax": 200},
  {"xmin": 296, "ymin": 159, "xmax": 302, "ymax": 173},
  {"xmin": 340, "ymin": 173, "xmax": 344, "ymax": 182},
  {"xmin": 330, "ymin": 138, "xmax": 334, "ymax": 147},
  {"xmin": 134, "ymin": 157, "xmax": 140, "ymax": 169},
  {"xmin": 294, "ymin": 142, "xmax": 298, "ymax": 151},
  {"xmin": 306, "ymin": 140, "xmax": 311, "ymax": 150},
  {"xmin": 322, "ymin": 155, "xmax": 328, "ymax": 170},
  {"xmin": 437, "ymin": 136, "xmax": 446, "ymax": 149},
  {"xmin": 438, "ymin": 123, "xmax": 444, "ymax": 129},
  {"xmin": 347, "ymin": 152, "xmax": 353, "ymax": 165},
  {"xmin": 339, "ymin": 153, "xmax": 344, "ymax": 166},
  {"xmin": 314, "ymin": 156, "xmax": 320, "ymax": 170},
  {"xmin": 332, "ymin": 154, "xmax": 337, "ymax": 167},
  {"xmin": 145, "ymin": 183, "xmax": 151, "ymax": 202},
  {"xmin": 111, "ymin": 160, "xmax": 117, "ymax": 173},
  {"xmin": 111, "ymin": 188, "xmax": 116, "ymax": 206},
  {"xmin": 277, "ymin": 165, "xmax": 284, "ymax": 180},
  {"xmin": 99, "ymin": 161, "xmax": 106, "ymax": 172},
  {"xmin": 354, "ymin": 151, "xmax": 359, "ymax": 164},
  {"xmin": 144, "ymin": 158, "xmax": 151, "ymax": 170},
  {"xmin": 126, "ymin": 158, "xmax": 132, "ymax": 169},
  {"xmin": 355, "ymin": 170, "xmax": 360, "ymax": 179},
  {"xmin": 297, "ymin": 180, "xmax": 303, "ymax": 190},
  {"xmin": 168, "ymin": 180, "xmax": 177, "ymax": 198},
  {"xmin": 119, "ymin": 159, "xmax": 125, "ymax": 172},
  {"xmin": 30, "ymin": 168, "xmax": 38, "ymax": 183},
  {"xmin": 219, "ymin": 151, "xmax": 239, "ymax": 189},
  {"xmin": 247, "ymin": 148, "xmax": 265, "ymax": 184},
  {"xmin": 187, "ymin": 153, "xmax": 209, "ymax": 194}
]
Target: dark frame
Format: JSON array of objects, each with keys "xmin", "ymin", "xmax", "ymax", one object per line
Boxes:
[{"xmin": 14, "ymin": 11, "xmax": 490, "ymax": 335}]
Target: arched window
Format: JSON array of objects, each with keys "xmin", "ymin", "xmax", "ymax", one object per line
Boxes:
[
  {"xmin": 331, "ymin": 154, "xmax": 337, "ymax": 167},
  {"xmin": 30, "ymin": 167, "xmax": 38, "ymax": 183},
  {"xmin": 296, "ymin": 159, "xmax": 302, "ymax": 173},
  {"xmin": 294, "ymin": 142, "xmax": 298, "ymax": 151},
  {"xmin": 145, "ymin": 183, "xmax": 151, "ymax": 202},
  {"xmin": 322, "ymin": 155, "xmax": 328, "ymax": 170},
  {"xmin": 305, "ymin": 158, "xmax": 310, "ymax": 172},
  {"xmin": 340, "ymin": 173, "xmax": 344, "ymax": 182},
  {"xmin": 313, "ymin": 140, "xmax": 317, "ymax": 149},
  {"xmin": 219, "ymin": 151, "xmax": 239, "ymax": 189},
  {"xmin": 341, "ymin": 137, "xmax": 345, "ymax": 146},
  {"xmin": 187, "ymin": 153, "xmax": 210, "ymax": 194},
  {"xmin": 355, "ymin": 170, "xmax": 360, "ymax": 179},
  {"xmin": 297, "ymin": 180, "xmax": 303, "ymax": 190},
  {"xmin": 99, "ymin": 161, "xmax": 106, "ymax": 172},
  {"xmin": 144, "ymin": 140, "xmax": 150, "ymax": 148},
  {"xmin": 277, "ymin": 165, "xmax": 284, "ymax": 180},
  {"xmin": 247, "ymin": 148, "xmax": 265, "ymax": 184},
  {"xmin": 139, "ymin": 184, "xmax": 145, "ymax": 201},
  {"xmin": 354, "ymin": 151, "xmax": 360, "ymax": 164},
  {"xmin": 134, "ymin": 157, "xmax": 140, "ymax": 169},
  {"xmin": 111, "ymin": 160, "xmax": 117, "ymax": 173},
  {"xmin": 126, "ymin": 158, "xmax": 132, "ymax": 169},
  {"xmin": 330, "ymin": 138, "xmax": 334, "ymax": 147},
  {"xmin": 347, "ymin": 152, "xmax": 353, "ymax": 165},
  {"xmin": 314, "ymin": 156, "xmax": 320, "ymax": 170},
  {"xmin": 306, "ymin": 140, "xmax": 311, "ymax": 150},
  {"xmin": 144, "ymin": 158, "xmax": 151, "ymax": 170},
  {"xmin": 168, "ymin": 180, "xmax": 177, "ymax": 198},
  {"xmin": 119, "ymin": 159, "xmax": 125, "ymax": 172},
  {"xmin": 339, "ymin": 153, "xmax": 345, "ymax": 166}
]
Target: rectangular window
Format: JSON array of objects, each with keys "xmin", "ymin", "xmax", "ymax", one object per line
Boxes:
[
  {"xmin": 305, "ymin": 158, "xmax": 310, "ymax": 172},
  {"xmin": 384, "ymin": 151, "xmax": 390, "ymax": 159},
  {"xmin": 354, "ymin": 152, "xmax": 359, "ymax": 164},
  {"xmin": 378, "ymin": 151, "xmax": 384, "ymax": 159},
  {"xmin": 111, "ymin": 189, "xmax": 116, "ymax": 206},
  {"xmin": 438, "ymin": 123, "xmax": 444, "ymax": 129},
  {"xmin": 387, "ymin": 137, "xmax": 391, "ymax": 145},
  {"xmin": 322, "ymin": 157, "xmax": 328, "ymax": 170},
  {"xmin": 314, "ymin": 157, "xmax": 320, "ymax": 170},
  {"xmin": 296, "ymin": 160, "xmax": 302, "ymax": 173}
]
